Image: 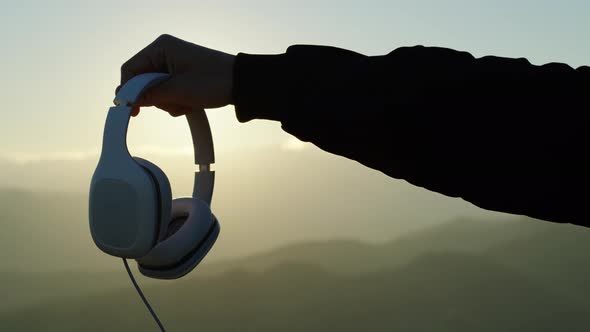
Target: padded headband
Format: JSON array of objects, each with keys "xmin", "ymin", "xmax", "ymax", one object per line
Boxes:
[{"xmin": 107, "ymin": 73, "xmax": 215, "ymax": 205}]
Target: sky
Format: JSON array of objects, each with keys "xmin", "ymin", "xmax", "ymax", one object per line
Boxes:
[{"xmin": 1, "ymin": 0, "xmax": 589, "ymax": 163}]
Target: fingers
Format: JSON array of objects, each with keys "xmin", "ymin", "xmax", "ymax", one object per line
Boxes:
[
  {"xmin": 131, "ymin": 103, "xmax": 191, "ymax": 118},
  {"xmin": 135, "ymin": 74, "xmax": 195, "ymax": 108},
  {"xmin": 160, "ymin": 103, "xmax": 192, "ymax": 117},
  {"xmin": 119, "ymin": 34, "xmax": 195, "ymax": 118},
  {"xmin": 123, "ymin": 71, "xmax": 192, "ymax": 117},
  {"xmin": 120, "ymin": 34, "xmax": 177, "ymax": 86},
  {"xmin": 134, "ymin": 78, "xmax": 176, "ymax": 108}
]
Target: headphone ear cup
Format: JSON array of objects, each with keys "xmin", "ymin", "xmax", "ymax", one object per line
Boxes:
[
  {"xmin": 136, "ymin": 197, "xmax": 220, "ymax": 279},
  {"xmin": 89, "ymin": 155, "xmax": 160, "ymax": 258},
  {"xmin": 133, "ymin": 157, "xmax": 172, "ymax": 241}
]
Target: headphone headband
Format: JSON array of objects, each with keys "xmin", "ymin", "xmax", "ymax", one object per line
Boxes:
[{"xmin": 107, "ymin": 73, "xmax": 215, "ymax": 205}]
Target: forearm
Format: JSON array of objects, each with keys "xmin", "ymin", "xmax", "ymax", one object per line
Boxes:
[{"xmin": 233, "ymin": 45, "xmax": 590, "ymax": 227}]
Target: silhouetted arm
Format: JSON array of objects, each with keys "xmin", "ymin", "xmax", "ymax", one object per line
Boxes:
[{"xmin": 233, "ymin": 45, "xmax": 590, "ymax": 227}]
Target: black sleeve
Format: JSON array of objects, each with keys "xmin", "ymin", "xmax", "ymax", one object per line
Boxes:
[{"xmin": 232, "ymin": 45, "xmax": 590, "ymax": 228}]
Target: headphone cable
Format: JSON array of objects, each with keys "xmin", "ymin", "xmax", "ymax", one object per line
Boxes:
[{"xmin": 123, "ymin": 258, "xmax": 167, "ymax": 332}]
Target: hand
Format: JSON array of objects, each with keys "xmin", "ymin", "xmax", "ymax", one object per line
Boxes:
[{"xmin": 118, "ymin": 34, "xmax": 235, "ymax": 117}]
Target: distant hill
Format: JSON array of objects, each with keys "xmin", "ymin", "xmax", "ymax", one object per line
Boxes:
[
  {"xmin": 0, "ymin": 188, "xmax": 103, "ymax": 272},
  {"xmin": 0, "ymin": 270, "xmax": 126, "ymax": 312},
  {"xmin": 484, "ymin": 223, "xmax": 590, "ymax": 302},
  {"xmin": 2, "ymin": 211, "xmax": 589, "ymax": 331},
  {"xmin": 2, "ymin": 251, "xmax": 588, "ymax": 332},
  {"xmin": 193, "ymin": 216, "xmax": 577, "ymax": 278}
]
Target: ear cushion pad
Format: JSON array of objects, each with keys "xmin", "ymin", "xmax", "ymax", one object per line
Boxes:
[
  {"xmin": 137, "ymin": 198, "xmax": 219, "ymax": 279},
  {"xmin": 133, "ymin": 157, "xmax": 172, "ymax": 241}
]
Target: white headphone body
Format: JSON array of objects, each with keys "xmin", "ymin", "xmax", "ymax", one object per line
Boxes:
[{"xmin": 89, "ymin": 73, "xmax": 219, "ymax": 279}]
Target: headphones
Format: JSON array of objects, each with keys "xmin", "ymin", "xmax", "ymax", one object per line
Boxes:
[{"xmin": 89, "ymin": 73, "xmax": 220, "ymax": 280}]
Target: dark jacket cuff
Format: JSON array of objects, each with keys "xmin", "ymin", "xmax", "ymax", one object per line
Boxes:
[{"xmin": 232, "ymin": 52, "xmax": 288, "ymax": 123}]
